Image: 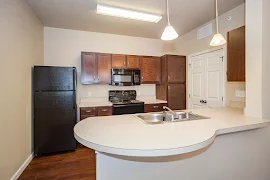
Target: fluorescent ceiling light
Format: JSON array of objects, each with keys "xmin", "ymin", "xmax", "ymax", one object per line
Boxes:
[{"xmin": 96, "ymin": 4, "xmax": 162, "ymax": 23}]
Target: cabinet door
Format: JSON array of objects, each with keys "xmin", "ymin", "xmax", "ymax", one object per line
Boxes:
[
  {"xmin": 112, "ymin": 54, "xmax": 126, "ymax": 68},
  {"xmin": 167, "ymin": 55, "xmax": 186, "ymax": 83},
  {"xmin": 140, "ymin": 56, "xmax": 161, "ymax": 84},
  {"xmin": 97, "ymin": 106, "xmax": 112, "ymax": 116},
  {"xmin": 97, "ymin": 53, "xmax": 112, "ymax": 84},
  {"xmin": 168, "ymin": 84, "xmax": 186, "ymax": 110},
  {"xmin": 227, "ymin": 26, "xmax": 245, "ymax": 81},
  {"xmin": 127, "ymin": 55, "xmax": 140, "ymax": 69},
  {"xmin": 144, "ymin": 103, "xmax": 167, "ymax": 113},
  {"xmin": 81, "ymin": 52, "xmax": 97, "ymax": 84}
]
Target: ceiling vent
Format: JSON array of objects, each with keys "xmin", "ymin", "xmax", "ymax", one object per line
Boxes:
[{"xmin": 197, "ymin": 23, "xmax": 212, "ymax": 40}]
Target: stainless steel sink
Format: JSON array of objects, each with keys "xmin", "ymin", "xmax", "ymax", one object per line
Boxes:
[{"xmin": 136, "ymin": 111, "xmax": 210, "ymax": 125}]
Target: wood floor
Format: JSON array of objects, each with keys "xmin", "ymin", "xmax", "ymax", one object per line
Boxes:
[{"xmin": 19, "ymin": 146, "xmax": 96, "ymax": 180}]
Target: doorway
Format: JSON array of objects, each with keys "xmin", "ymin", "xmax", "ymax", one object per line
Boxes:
[{"xmin": 188, "ymin": 48, "xmax": 225, "ymax": 109}]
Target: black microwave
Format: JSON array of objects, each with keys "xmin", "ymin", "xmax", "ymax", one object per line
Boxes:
[{"xmin": 111, "ymin": 69, "xmax": 141, "ymax": 86}]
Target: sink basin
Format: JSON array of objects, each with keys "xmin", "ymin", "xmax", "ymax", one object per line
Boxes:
[
  {"xmin": 136, "ymin": 111, "xmax": 210, "ymax": 125},
  {"xmin": 136, "ymin": 114, "xmax": 173, "ymax": 124}
]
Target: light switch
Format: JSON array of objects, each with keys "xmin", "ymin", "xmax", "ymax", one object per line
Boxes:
[
  {"xmin": 88, "ymin": 92, "xmax": 92, "ymax": 97},
  {"xmin": 236, "ymin": 90, "xmax": 246, "ymax": 97}
]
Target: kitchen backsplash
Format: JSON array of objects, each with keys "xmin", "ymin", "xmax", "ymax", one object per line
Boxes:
[
  {"xmin": 226, "ymin": 82, "xmax": 246, "ymax": 108},
  {"xmin": 78, "ymin": 84, "xmax": 156, "ymax": 102}
]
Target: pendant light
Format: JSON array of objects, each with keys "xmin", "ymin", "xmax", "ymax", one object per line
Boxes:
[
  {"xmin": 210, "ymin": 0, "xmax": 226, "ymax": 46},
  {"xmin": 161, "ymin": 0, "xmax": 178, "ymax": 40}
]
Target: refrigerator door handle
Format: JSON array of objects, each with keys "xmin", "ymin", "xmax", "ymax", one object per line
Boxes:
[{"xmin": 73, "ymin": 67, "xmax": 77, "ymax": 90}]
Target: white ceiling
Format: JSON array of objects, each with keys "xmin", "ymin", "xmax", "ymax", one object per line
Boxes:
[{"xmin": 26, "ymin": 0, "xmax": 244, "ymax": 39}]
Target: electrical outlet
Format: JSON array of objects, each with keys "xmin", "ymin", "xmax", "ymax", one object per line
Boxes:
[
  {"xmin": 137, "ymin": 91, "xmax": 141, "ymax": 96},
  {"xmin": 88, "ymin": 92, "xmax": 92, "ymax": 97},
  {"xmin": 235, "ymin": 90, "xmax": 246, "ymax": 97}
]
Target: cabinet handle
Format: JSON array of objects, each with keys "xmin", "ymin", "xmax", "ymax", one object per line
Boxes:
[
  {"xmin": 153, "ymin": 106, "xmax": 159, "ymax": 108},
  {"xmin": 93, "ymin": 76, "xmax": 96, "ymax": 81},
  {"xmin": 168, "ymin": 86, "xmax": 170, "ymax": 90},
  {"xmin": 142, "ymin": 76, "xmax": 144, "ymax": 80},
  {"xmin": 123, "ymin": 61, "xmax": 126, "ymax": 66},
  {"xmin": 127, "ymin": 60, "xmax": 129, "ymax": 66},
  {"xmin": 86, "ymin": 110, "xmax": 92, "ymax": 113},
  {"xmin": 97, "ymin": 75, "xmax": 100, "ymax": 81},
  {"xmin": 102, "ymin": 109, "xmax": 108, "ymax": 112},
  {"xmin": 168, "ymin": 76, "xmax": 170, "ymax": 80}
]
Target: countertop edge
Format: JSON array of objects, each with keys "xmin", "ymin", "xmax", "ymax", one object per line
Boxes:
[{"xmin": 74, "ymin": 122, "xmax": 270, "ymax": 157}]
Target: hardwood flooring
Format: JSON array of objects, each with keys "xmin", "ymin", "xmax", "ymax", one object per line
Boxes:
[{"xmin": 19, "ymin": 146, "xmax": 96, "ymax": 180}]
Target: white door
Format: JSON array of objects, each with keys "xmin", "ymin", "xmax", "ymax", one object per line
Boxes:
[
  {"xmin": 189, "ymin": 49, "xmax": 224, "ymax": 109},
  {"xmin": 189, "ymin": 54, "xmax": 205, "ymax": 109}
]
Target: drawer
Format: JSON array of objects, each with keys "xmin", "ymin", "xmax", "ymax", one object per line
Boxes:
[
  {"xmin": 80, "ymin": 107, "xmax": 96, "ymax": 116},
  {"xmin": 97, "ymin": 106, "xmax": 112, "ymax": 116},
  {"xmin": 144, "ymin": 103, "xmax": 167, "ymax": 113},
  {"xmin": 80, "ymin": 115, "xmax": 95, "ymax": 120}
]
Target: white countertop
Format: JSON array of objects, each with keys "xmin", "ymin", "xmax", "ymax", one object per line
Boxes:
[
  {"xmin": 138, "ymin": 99, "xmax": 167, "ymax": 104},
  {"xmin": 74, "ymin": 107, "xmax": 270, "ymax": 157},
  {"xmin": 78, "ymin": 99, "xmax": 167, "ymax": 107}
]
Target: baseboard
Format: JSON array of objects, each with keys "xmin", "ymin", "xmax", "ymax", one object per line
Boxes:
[{"xmin": 10, "ymin": 153, "xmax": 34, "ymax": 180}]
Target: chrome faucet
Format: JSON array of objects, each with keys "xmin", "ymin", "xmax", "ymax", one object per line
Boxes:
[{"xmin": 163, "ymin": 106, "xmax": 179, "ymax": 119}]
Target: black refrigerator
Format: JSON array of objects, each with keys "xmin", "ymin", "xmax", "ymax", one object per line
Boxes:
[{"xmin": 34, "ymin": 66, "xmax": 77, "ymax": 156}]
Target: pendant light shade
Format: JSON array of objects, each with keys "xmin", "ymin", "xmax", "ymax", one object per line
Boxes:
[
  {"xmin": 210, "ymin": 33, "xmax": 227, "ymax": 46},
  {"xmin": 210, "ymin": 0, "xmax": 226, "ymax": 46},
  {"xmin": 161, "ymin": 25, "xmax": 178, "ymax": 40},
  {"xmin": 161, "ymin": 0, "xmax": 178, "ymax": 41}
]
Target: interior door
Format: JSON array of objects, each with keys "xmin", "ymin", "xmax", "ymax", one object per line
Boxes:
[
  {"xmin": 189, "ymin": 49, "xmax": 224, "ymax": 109},
  {"xmin": 189, "ymin": 54, "xmax": 205, "ymax": 109},
  {"xmin": 97, "ymin": 53, "xmax": 112, "ymax": 84},
  {"xmin": 112, "ymin": 54, "xmax": 126, "ymax": 68},
  {"xmin": 204, "ymin": 50, "xmax": 224, "ymax": 108},
  {"xmin": 167, "ymin": 55, "xmax": 186, "ymax": 83}
]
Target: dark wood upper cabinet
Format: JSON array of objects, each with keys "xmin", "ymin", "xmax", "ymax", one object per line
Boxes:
[
  {"xmin": 167, "ymin": 55, "xmax": 186, "ymax": 83},
  {"xmin": 227, "ymin": 26, "xmax": 245, "ymax": 82},
  {"xmin": 140, "ymin": 56, "xmax": 161, "ymax": 84},
  {"xmin": 167, "ymin": 84, "xmax": 186, "ymax": 110},
  {"xmin": 97, "ymin": 53, "xmax": 112, "ymax": 84},
  {"xmin": 81, "ymin": 52, "xmax": 97, "ymax": 84},
  {"xmin": 112, "ymin": 54, "xmax": 126, "ymax": 68},
  {"xmin": 127, "ymin": 55, "xmax": 140, "ymax": 69}
]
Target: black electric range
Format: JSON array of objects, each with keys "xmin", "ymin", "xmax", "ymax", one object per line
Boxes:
[{"xmin": 109, "ymin": 90, "xmax": 144, "ymax": 115}]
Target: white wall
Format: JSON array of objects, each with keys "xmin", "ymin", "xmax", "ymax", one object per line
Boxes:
[
  {"xmin": 245, "ymin": 0, "xmax": 263, "ymax": 118},
  {"xmin": 262, "ymin": 0, "xmax": 270, "ymax": 119},
  {"xmin": 174, "ymin": 4, "xmax": 246, "ymax": 108},
  {"xmin": 0, "ymin": 0, "xmax": 44, "ymax": 179},
  {"xmin": 44, "ymin": 27, "xmax": 177, "ymax": 101}
]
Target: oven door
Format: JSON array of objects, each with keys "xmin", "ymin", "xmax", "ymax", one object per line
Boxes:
[
  {"xmin": 111, "ymin": 69, "xmax": 133, "ymax": 86},
  {"xmin": 113, "ymin": 104, "xmax": 144, "ymax": 115}
]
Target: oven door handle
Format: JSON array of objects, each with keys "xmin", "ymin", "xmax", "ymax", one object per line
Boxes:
[{"xmin": 113, "ymin": 104, "xmax": 144, "ymax": 108}]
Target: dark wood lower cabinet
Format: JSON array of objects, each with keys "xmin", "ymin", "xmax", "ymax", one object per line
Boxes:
[
  {"xmin": 144, "ymin": 103, "xmax": 167, "ymax": 113},
  {"xmin": 80, "ymin": 106, "xmax": 112, "ymax": 120},
  {"xmin": 168, "ymin": 84, "xmax": 186, "ymax": 110}
]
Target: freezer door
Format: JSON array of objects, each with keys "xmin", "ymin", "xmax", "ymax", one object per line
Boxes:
[
  {"xmin": 34, "ymin": 91, "xmax": 77, "ymax": 155},
  {"xmin": 34, "ymin": 66, "xmax": 76, "ymax": 91}
]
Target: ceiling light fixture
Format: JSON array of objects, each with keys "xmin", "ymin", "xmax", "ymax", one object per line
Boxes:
[
  {"xmin": 210, "ymin": 0, "xmax": 227, "ymax": 46},
  {"xmin": 96, "ymin": 4, "xmax": 162, "ymax": 23},
  {"xmin": 161, "ymin": 0, "xmax": 178, "ymax": 41}
]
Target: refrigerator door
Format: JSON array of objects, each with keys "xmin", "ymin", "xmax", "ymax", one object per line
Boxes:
[
  {"xmin": 34, "ymin": 91, "xmax": 77, "ymax": 155},
  {"xmin": 34, "ymin": 66, "xmax": 76, "ymax": 91}
]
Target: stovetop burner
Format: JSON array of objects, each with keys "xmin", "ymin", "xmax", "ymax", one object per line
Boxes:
[{"xmin": 109, "ymin": 90, "xmax": 144, "ymax": 105}]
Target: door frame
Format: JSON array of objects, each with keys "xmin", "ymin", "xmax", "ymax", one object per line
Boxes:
[{"xmin": 187, "ymin": 46, "xmax": 226, "ymax": 109}]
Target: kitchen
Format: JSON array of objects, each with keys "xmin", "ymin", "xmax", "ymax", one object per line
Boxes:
[{"xmin": 1, "ymin": 0, "xmax": 270, "ymax": 180}]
